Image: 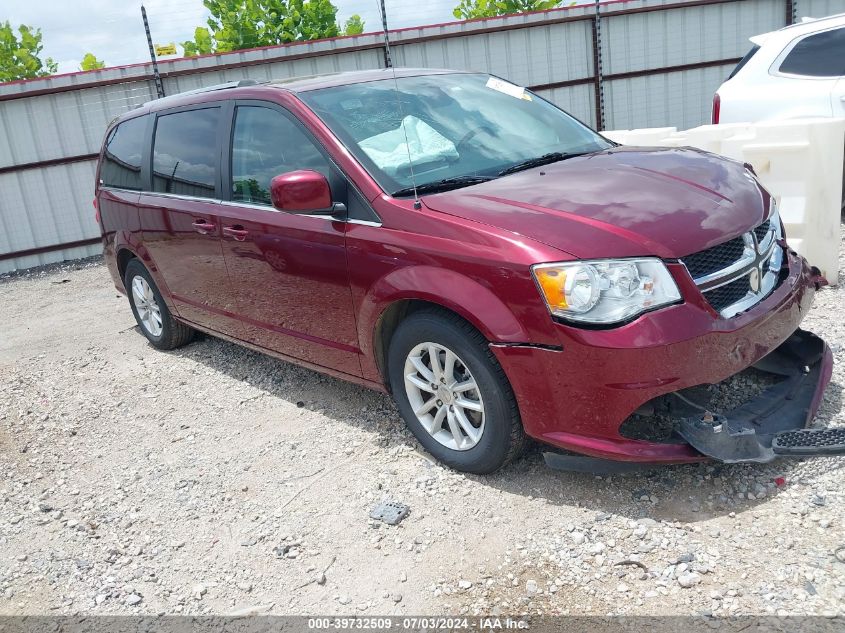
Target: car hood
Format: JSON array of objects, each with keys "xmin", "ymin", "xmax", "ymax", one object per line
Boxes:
[{"xmin": 422, "ymin": 147, "xmax": 768, "ymax": 260}]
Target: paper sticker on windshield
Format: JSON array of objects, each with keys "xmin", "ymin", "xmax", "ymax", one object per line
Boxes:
[{"xmin": 486, "ymin": 77, "xmax": 531, "ymax": 101}]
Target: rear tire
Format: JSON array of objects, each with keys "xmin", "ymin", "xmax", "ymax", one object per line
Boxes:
[
  {"xmin": 388, "ymin": 309, "xmax": 525, "ymax": 474},
  {"xmin": 124, "ymin": 259, "xmax": 194, "ymax": 350}
]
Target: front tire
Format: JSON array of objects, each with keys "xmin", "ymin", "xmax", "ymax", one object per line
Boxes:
[
  {"xmin": 124, "ymin": 259, "xmax": 194, "ymax": 350},
  {"xmin": 388, "ymin": 309, "xmax": 525, "ymax": 474}
]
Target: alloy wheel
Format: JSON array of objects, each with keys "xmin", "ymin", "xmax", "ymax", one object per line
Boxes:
[
  {"xmin": 131, "ymin": 275, "xmax": 163, "ymax": 337},
  {"xmin": 403, "ymin": 342, "xmax": 485, "ymax": 451}
]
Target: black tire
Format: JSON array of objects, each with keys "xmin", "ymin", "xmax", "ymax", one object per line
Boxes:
[
  {"xmin": 124, "ymin": 259, "xmax": 194, "ymax": 350},
  {"xmin": 388, "ymin": 309, "xmax": 525, "ymax": 474}
]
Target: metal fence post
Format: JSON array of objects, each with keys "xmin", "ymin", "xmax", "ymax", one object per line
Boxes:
[
  {"xmin": 141, "ymin": 5, "xmax": 166, "ymax": 98},
  {"xmin": 380, "ymin": 0, "xmax": 392, "ymax": 69},
  {"xmin": 785, "ymin": 0, "xmax": 796, "ymax": 25},
  {"xmin": 593, "ymin": 0, "xmax": 606, "ymax": 131}
]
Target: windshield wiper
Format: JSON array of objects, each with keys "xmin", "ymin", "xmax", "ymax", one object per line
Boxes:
[
  {"xmin": 497, "ymin": 151, "xmax": 588, "ymax": 177},
  {"xmin": 392, "ymin": 175, "xmax": 492, "ymax": 197}
]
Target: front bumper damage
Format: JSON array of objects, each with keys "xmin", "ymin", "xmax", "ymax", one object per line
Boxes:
[
  {"xmin": 495, "ymin": 250, "xmax": 835, "ymax": 469},
  {"xmin": 542, "ymin": 328, "xmax": 838, "ymax": 471},
  {"xmin": 676, "ymin": 329, "xmax": 838, "ymax": 463}
]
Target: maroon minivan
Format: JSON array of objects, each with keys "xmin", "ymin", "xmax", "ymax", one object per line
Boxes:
[{"xmin": 97, "ymin": 68, "xmax": 841, "ymax": 473}]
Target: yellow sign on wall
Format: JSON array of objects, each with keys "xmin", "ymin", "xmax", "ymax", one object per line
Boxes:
[{"xmin": 155, "ymin": 43, "xmax": 178, "ymax": 56}]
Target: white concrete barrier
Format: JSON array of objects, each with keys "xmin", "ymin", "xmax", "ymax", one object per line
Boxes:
[{"xmin": 604, "ymin": 118, "xmax": 845, "ymax": 284}]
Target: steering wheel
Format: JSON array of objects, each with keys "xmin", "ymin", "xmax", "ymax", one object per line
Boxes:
[{"xmin": 456, "ymin": 125, "xmax": 496, "ymax": 152}]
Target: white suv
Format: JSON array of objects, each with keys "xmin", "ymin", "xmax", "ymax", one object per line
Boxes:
[{"xmin": 713, "ymin": 13, "xmax": 845, "ymax": 124}]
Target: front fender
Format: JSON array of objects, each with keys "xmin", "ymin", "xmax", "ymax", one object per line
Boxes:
[{"xmin": 357, "ymin": 265, "xmax": 533, "ymax": 382}]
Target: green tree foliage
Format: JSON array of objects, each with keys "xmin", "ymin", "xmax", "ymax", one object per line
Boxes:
[
  {"xmin": 341, "ymin": 14, "xmax": 364, "ymax": 36},
  {"xmin": 0, "ymin": 21, "xmax": 57, "ymax": 82},
  {"xmin": 453, "ymin": 0, "xmax": 564, "ymax": 20},
  {"xmin": 181, "ymin": 0, "xmax": 340, "ymax": 57},
  {"xmin": 80, "ymin": 52, "xmax": 105, "ymax": 71},
  {"xmin": 182, "ymin": 27, "xmax": 215, "ymax": 57}
]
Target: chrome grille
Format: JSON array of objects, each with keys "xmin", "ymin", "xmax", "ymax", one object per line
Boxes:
[
  {"xmin": 680, "ymin": 215, "xmax": 784, "ymax": 318},
  {"xmin": 753, "ymin": 219, "xmax": 771, "ymax": 243},
  {"xmin": 681, "ymin": 235, "xmax": 746, "ymax": 279},
  {"xmin": 702, "ymin": 276, "xmax": 752, "ymax": 313}
]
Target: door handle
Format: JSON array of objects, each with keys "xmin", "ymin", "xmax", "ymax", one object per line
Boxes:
[
  {"xmin": 223, "ymin": 225, "xmax": 249, "ymax": 241},
  {"xmin": 192, "ymin": 219, "xmax": 216, "ymax": 234}
]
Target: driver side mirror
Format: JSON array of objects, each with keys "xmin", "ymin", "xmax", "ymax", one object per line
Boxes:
[{"xmin": 270, "ymin": 170, "xmax": 335, "ymax": 214}]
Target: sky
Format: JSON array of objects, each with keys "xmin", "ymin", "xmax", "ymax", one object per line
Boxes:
[{"xmin": 4, "ymin": 0, "xmax": 463, "ymax": 74}]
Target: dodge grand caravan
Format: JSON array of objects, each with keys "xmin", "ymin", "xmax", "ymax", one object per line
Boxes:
[{"xmin": 96, "ymin": 68, "xmax": 841, "ymax": 474}]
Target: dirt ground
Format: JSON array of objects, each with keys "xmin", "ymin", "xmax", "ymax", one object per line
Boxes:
[{"xmin": 1, "ymin": 228, "xmax": 843, "ymax": 617}]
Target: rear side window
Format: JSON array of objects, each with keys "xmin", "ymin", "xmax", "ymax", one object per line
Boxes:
[
  {"xmin": 728, "ymin": 45, "xmax": 760, "ymax": 79},
  {"xmin": 152, "ymin": 108, "xmax": 220, "ymax": 198},
  {"xmin": 231, "ymin": 106, "xmax": 331, "ymax": 205},
  {"xmin": 778, "ymin": 27, "xmax": 845, "ymax": 77},
  {"xmin": 101, "ymin": 115, "xmax": 147, "ymax": 190}
]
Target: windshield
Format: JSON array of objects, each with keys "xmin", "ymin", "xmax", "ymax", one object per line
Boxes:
[{"xmin": 299, "ymin": 73, "xmax": 613, "ymax": 196}]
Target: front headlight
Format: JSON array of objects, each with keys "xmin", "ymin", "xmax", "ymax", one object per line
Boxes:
[{"xmin": 532, "ymin": 258, "xmax": 682, "ymax": 325}]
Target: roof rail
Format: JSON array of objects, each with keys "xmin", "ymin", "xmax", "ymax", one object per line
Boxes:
[
  {"xmin": 143, "ymin": 78, "xmax": 264, "ymax": 106},
  {"xmin": 174, "ymin": 78, "xmax": 263, "ymax": 97}
]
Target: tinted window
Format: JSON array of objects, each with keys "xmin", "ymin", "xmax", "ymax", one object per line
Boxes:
[
  {"xmin": 779, "ymin": 28, "xmax": 845, "ymax": 77},
  {"xmin": 231, "ymin": 106, "xmax": 332, "ymax": 205},
  {"xmin": 728, "ymin": 45, "xmax": 760, "ymax": 79},
  {"xmin": 101, "ymin": 115, "xmax": 147, "ymax": 190},
  {"xmin": 152, "ymin": 108, "xmax": 220, "ymax": 198}
]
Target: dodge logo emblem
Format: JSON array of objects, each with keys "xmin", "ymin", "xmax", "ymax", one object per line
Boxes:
[{"xmin": 749, "ymin": 267, "xmax": 761, "ymax": 293}]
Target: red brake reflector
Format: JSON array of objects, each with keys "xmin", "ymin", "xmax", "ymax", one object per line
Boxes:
[{"xmin": 712, "ymin": 93, "xmax": 721, "ymax": 124}]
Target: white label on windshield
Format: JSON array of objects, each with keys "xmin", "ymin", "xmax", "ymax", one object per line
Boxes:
[{"xmin": 486, "ymin": 77, "xmax": 528, "ymax": 100}]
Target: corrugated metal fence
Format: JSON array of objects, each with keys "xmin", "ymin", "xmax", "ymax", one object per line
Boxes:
[{"xmin": 1, "ymin": 0, "xmax": 843, "ymax": 273}]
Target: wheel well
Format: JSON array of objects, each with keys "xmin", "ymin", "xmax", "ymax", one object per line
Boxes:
[
  {"xmin": 374, "ymin": 299, "xmax": 481, "ymax": 390},
  {"xmin": 116, "ymin": 249, "xmax": 136, "ymax": 286}
]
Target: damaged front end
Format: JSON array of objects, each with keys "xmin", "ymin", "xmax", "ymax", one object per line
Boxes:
[{"xmin": 663, "ymin": 329, "xmax": 837, "ymax": 463}]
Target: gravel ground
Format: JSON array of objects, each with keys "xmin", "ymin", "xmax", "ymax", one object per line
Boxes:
[{"xmin": 1, "ymin": 229, "xmax": 844, "ymax": 618}]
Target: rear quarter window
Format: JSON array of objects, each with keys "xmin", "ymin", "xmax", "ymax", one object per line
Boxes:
[
  {"xmin": 728, "ymin": 45, "xmax": 760, "ymax": 79},
  {"xmin": 778, "ymin": 27, "xmax": 845, "ymax": 77},
  {"xmin": 101, "ymin": 115, "xmax": 147, "ymax": 190}
]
